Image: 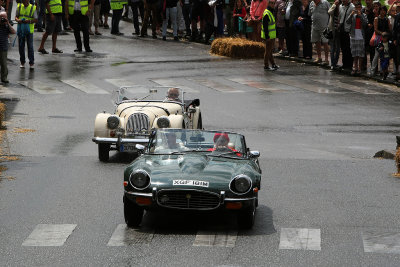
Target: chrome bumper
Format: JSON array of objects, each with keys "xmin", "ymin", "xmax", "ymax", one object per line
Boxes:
[{"xmin": 92, "ymin": 137, "xmax": 149, "ymax": 144}]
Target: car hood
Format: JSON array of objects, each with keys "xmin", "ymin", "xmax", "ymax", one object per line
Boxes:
[{"xmin": 127, "ymin": 154, "xmax": 257, "ymax": 191}]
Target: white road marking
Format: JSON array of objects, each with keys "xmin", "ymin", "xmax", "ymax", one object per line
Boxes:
[
  {"xmin": 313, "ymin": 79, "xmax": 388, "ymax": 95},
  {"xmin": 0, "ymin": 85, "xmax": 15, "ymax": 95},
  {"xmin": 193, "ymin": 230, "xmax": 237, "ymax": 247},
  {"xmin": 61, "ymin": 79, "xmax": 109, "ymax": 94},
  {"xmin": 151, "ymin": 78, "xmax": 200, "ymax": 93},
  {"xmin": 22, "ymin": 224, "xmax": 76, "ymax": 246},
  {"xmin": 279, "ymin": 228, "xmax": 321, "ymax": 250},
  {"xmin": 107, "ymin": 224, "xmax": 154, "ymax": 246},
  {"xmin": 267, "ymin": 76, "xmax": 346, "ymax": 94},
  {"xmin": 18, "ymin": 80, "xmax": 63, "ymax": 94},
  {"xmin": 189, "ymin": 78, "xmax": 244, "ymax": 93},
  {"xmin": 362, "ymin": 231, "xmax": 400, "ymax": 254},
  {"xmin": 228, "ymin": 77, "xmax": 289, "ymax": 92}
]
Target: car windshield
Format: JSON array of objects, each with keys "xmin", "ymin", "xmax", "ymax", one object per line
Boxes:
[
  {"xmin": 149, "ymin": 129, "xmax": 247, "ymax": 158},
  {"xmin": 113, "ymin": 86, "xmax": 189, "ymax": 105}
]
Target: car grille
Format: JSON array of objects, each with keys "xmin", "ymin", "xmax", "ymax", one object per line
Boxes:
[
  {"xmin": 157, "ymin": 190, "xmax": 220, "ymax": 210},
  {"xmin": 126, "ymin": 113, "xmax": 150, "ymax": 134}
]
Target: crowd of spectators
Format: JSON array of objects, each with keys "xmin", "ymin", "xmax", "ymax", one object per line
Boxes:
[{"xmin": 1, "ymin": 0, "xmax": 400, "ymax": 81}]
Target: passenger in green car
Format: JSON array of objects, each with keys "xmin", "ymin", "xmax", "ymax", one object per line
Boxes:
[{"xmin": 208, "ymin": 133, "xmax": 241, "ymax": 156}]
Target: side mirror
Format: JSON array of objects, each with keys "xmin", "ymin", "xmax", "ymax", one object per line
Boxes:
[
  {"xmin": 249, "ymin": 151, "xmax": 260, "ymax": 158},
  {"xmin": 136, "ymin": 144, "xmax": 145, "ymax": 154},
  {"xmin": 188, "ymin": 107, "xmax": 196, "ymax": 113}
]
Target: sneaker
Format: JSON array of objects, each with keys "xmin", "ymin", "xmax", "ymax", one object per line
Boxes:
[
  {"xmin": 272, "ymin": 64, "xmax": 279, "ymax": 70},
  {"xmin": 52, "ymin": 48, "xmax": 63, "ymax": 53},
  {"xmin": 20, "ymin": 64, "xmax": 25, "ymax": 68},
  {"xmin": 29, "ymin": 64, "xmax": 34, "ymax": 69},
  {"xmin": 174, "ymin": 36, "xmax": 179, "ymax": 41},
  {"xmin": 85, "ymin": 49, "xmax": 93, "ymax": 53},
  {"xmin": 103, "ymin": 24, "xmax": 109, "ymax": 29},
  {"xmin": 264, "ymin": 66, "xmax": 276, "ymax": 71},
  {"xmin": 38, "ymin": 48, "xmax": 48, "ymax": 54},
  {"xmin": 2, "ymin": 80, "xmax": 9, "ymax": 83},
  {"xmin": 74, "ymin": 48, "xmax": 82, "ymax": 52},
  {"xmin": 162, "ymin": 36, "xmax": 166, "ymax": 41},
  {"xmin": 95, "ymin": 31, "xmax": 102, "ymax": 35}
]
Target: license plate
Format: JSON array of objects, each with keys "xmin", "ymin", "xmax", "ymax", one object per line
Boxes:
[
  {"xmin": 173, "ymin": 180, "xmax": 209, "ymax": 187},
  {"xmin": 121, "ymin": 144, "xmax": 136, "ymax": 152}
]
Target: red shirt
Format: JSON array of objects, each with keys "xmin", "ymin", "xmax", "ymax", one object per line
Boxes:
[{"xmin": 355, "ymin": 17, "xmax": 361, "ymax": 29}]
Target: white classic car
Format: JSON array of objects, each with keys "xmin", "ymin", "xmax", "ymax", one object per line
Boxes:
[{"xmin": 92, "ymin": 86, "xmax": 202, "ymax": 161}]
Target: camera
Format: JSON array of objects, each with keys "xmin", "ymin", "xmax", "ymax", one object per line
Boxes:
[{"xmin": 0, "ymin": 18, "xmax": 6, "ymax": 23}]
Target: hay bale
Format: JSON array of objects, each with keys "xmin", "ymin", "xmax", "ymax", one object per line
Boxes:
[{"xmin": 211, "ymin": 37, "xmax": 264, "ymax": 59}]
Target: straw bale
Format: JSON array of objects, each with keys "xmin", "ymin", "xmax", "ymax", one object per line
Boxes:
[{"xmin": 211, "ymin": 38, "xmax": 264, "ymax": 59}]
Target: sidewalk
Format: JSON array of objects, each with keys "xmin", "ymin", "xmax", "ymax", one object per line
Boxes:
[{"xmin": 273, "ymin": 48, "xmax": 400, "ymax": 87}]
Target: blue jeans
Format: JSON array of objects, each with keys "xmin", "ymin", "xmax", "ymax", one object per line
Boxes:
[{"xmin": 19, "ymin": 33, "xmax": 34, "ymax": 65}]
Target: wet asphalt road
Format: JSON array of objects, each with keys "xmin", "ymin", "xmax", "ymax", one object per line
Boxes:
[{"xmin": 1, "ymin": 19, "xmax": 400, "ymax": 266}]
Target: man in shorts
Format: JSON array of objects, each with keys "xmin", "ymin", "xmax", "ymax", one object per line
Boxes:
[
  {"xmin": 37, "ymin": 0, "xmax": 63, "ymax": 54},
  {"xmin": 309, "ymin": 0, "xmax": 330, "ymax": 64}
]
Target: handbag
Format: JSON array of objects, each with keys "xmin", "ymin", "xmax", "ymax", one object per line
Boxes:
[
  {"xmin": 369, "ymin": 32, "xmax": 382, "ymax": 47},
  {"xmin": 323, "ymin": 27, "xmax": 333, "ymax": 40}
]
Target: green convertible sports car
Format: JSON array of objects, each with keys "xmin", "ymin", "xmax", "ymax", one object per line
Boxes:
[{"xmin": 123, "ymin": 128, "xmax": 262, "ymax": 229}]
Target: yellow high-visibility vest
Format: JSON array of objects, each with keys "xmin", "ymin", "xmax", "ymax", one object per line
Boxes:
[
  {"xmin": 68, "ymin": 0, "xmax": 89, "ymax": 15},
  {"xmin": 110, "ymin": 0, "xmax": 127, "ymax": 10},
  {"xmin": 261, "ymin": 9, "xmax": 276, "ymax": 39},
  {"xmin": 46, "ymin": 0, "xmax": 63, "ymax": 14},
  {"xmin": 17, "ymin": 3, "xmax": 36, "ymax": 34}
]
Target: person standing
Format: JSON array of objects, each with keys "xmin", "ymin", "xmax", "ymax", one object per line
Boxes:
[
  {"xmin": 128, "ymin": 0, "xmax": 143, "ymax": 35},
  {"xmin": 370, "ymin": 5, "xmax": 390, "ymax": 76},
  {"xmin": 0, "ymin": 11, "xmax": 16, "ymax": 83},
  {"xmin": 299, "ymin": 0, "xmax": 312, "ymax": 59},
  {"xmin": 37, "ymin": 0, "xmax": 46, "ymax": 32},
  {"xmin": 393, "ymin": 2, "xmax": 400, "ymax": 80},
  {"xmin": 16, "ymin": 0, "xmax": 38, "ymax": 69},
  {"xmin": 100, "ymin": 0, "xmax": 110, "ymax": 28},
  {"xmin": 347, "ymin": 1, "xmax": 367, "ymax": 75},
  {"xmin": 110, "ymin": 0, "xmax": 127, "ymax": 34},
  {"xmin": 140, "ymin": 0, "xmax": 158, "ymax": 38},
  {"xmin": 274, "ymin": 0, "xmax": 286, "ymax": 54},
  {"xmin": 338, "ymin": 0, "xmax": 354, "ymax": 70},
  {"xmin": 180, "ymin": 0, "xmax": 191, "ymax": 37},
  {"xmin": 262, "ymin": 0, "xmax": 278, "ymax": 70},
  {"xmin": 66, "ymin": 0, "xmax": 94, "ymax": 52},
  {"xmin": 308, "ymin": 0, "xmax": 330, "ymax": 64},
  {"xmin": 162, "ymin": 0, "xmax": 179, "ymax": 40},
  {"xmin": 89, "ymin": 0, "xmax": 102, "ymax": 35},
  {"xmin": 37, "ymin": 0, "xmax": 64, "ymax": 54},
  {"xmin": 328, "ymin": 0, "xmax": 341, "ymax": 68}
]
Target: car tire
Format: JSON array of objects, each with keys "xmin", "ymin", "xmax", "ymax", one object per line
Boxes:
[
  {"xmin": 237, "ymin": 200, "xmax": 256, "ymax": 229},
  {"xmin": 197, "ymin": 113, "xmax": 202, "ymax": 129},
  {"xmin": 98, "ymin": 143, "xmax": 110, "ymax": 162},
  {"xmin": 124, "ymin": 195, "xmax": 144, "ymax": 228}
]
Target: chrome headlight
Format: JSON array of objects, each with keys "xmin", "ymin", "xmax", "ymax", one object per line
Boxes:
[
  {"xmin": 230, "ymin": 175, "xmax": 252, "ymax": 195},
  {"xmin": 107, "ymin": 115, "xmax": 120, "ymax": 129},
  {"xmin": 129, "ymin": 169, "xmax": 151, "ymax": 190},
  {"xmin": 157, "ymin": 116, "xmax": 170, "ymax": 128}
]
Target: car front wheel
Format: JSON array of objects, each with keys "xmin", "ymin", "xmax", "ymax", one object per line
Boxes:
[
  {"xmin": 124, "ymin": 195, "xmax": 144, "ymax": 228},
  {"xmin": 237, "ymin": 200, "xmax": 256, "ymax": 229},
  {"xmin": 98, "ymin": 143, "xmax": 110, "ymax": 162}
]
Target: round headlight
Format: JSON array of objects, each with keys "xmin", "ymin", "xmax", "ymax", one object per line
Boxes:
[
  {"xmin": 107, "ymin": 115, "xmax": 120, "ymax": 129},
  {"xmin": 129, "ymin": 170, "xmax": 150, "ymax": 190},
  {"xmin": 157, "ymin": 116, "xmax": 170, "ymax": 128},
  {"xmin": 230, "ymin": 175, "xmax": 252, "ymax": 194}
]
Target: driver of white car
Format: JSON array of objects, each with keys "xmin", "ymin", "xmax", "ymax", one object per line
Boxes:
[{"xmin": 165, "ymin": 87, "xmax": 182, "ymax": 102}]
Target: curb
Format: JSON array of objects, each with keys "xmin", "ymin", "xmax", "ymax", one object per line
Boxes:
[{"xmin": 274, "ymin": 54, "xmax": 400, "ymax": 87}]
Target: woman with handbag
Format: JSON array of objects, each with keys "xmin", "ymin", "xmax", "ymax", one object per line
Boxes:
[{"xmin": 370, "ymin": 5, "xmax": 391, "ymax": 76}]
